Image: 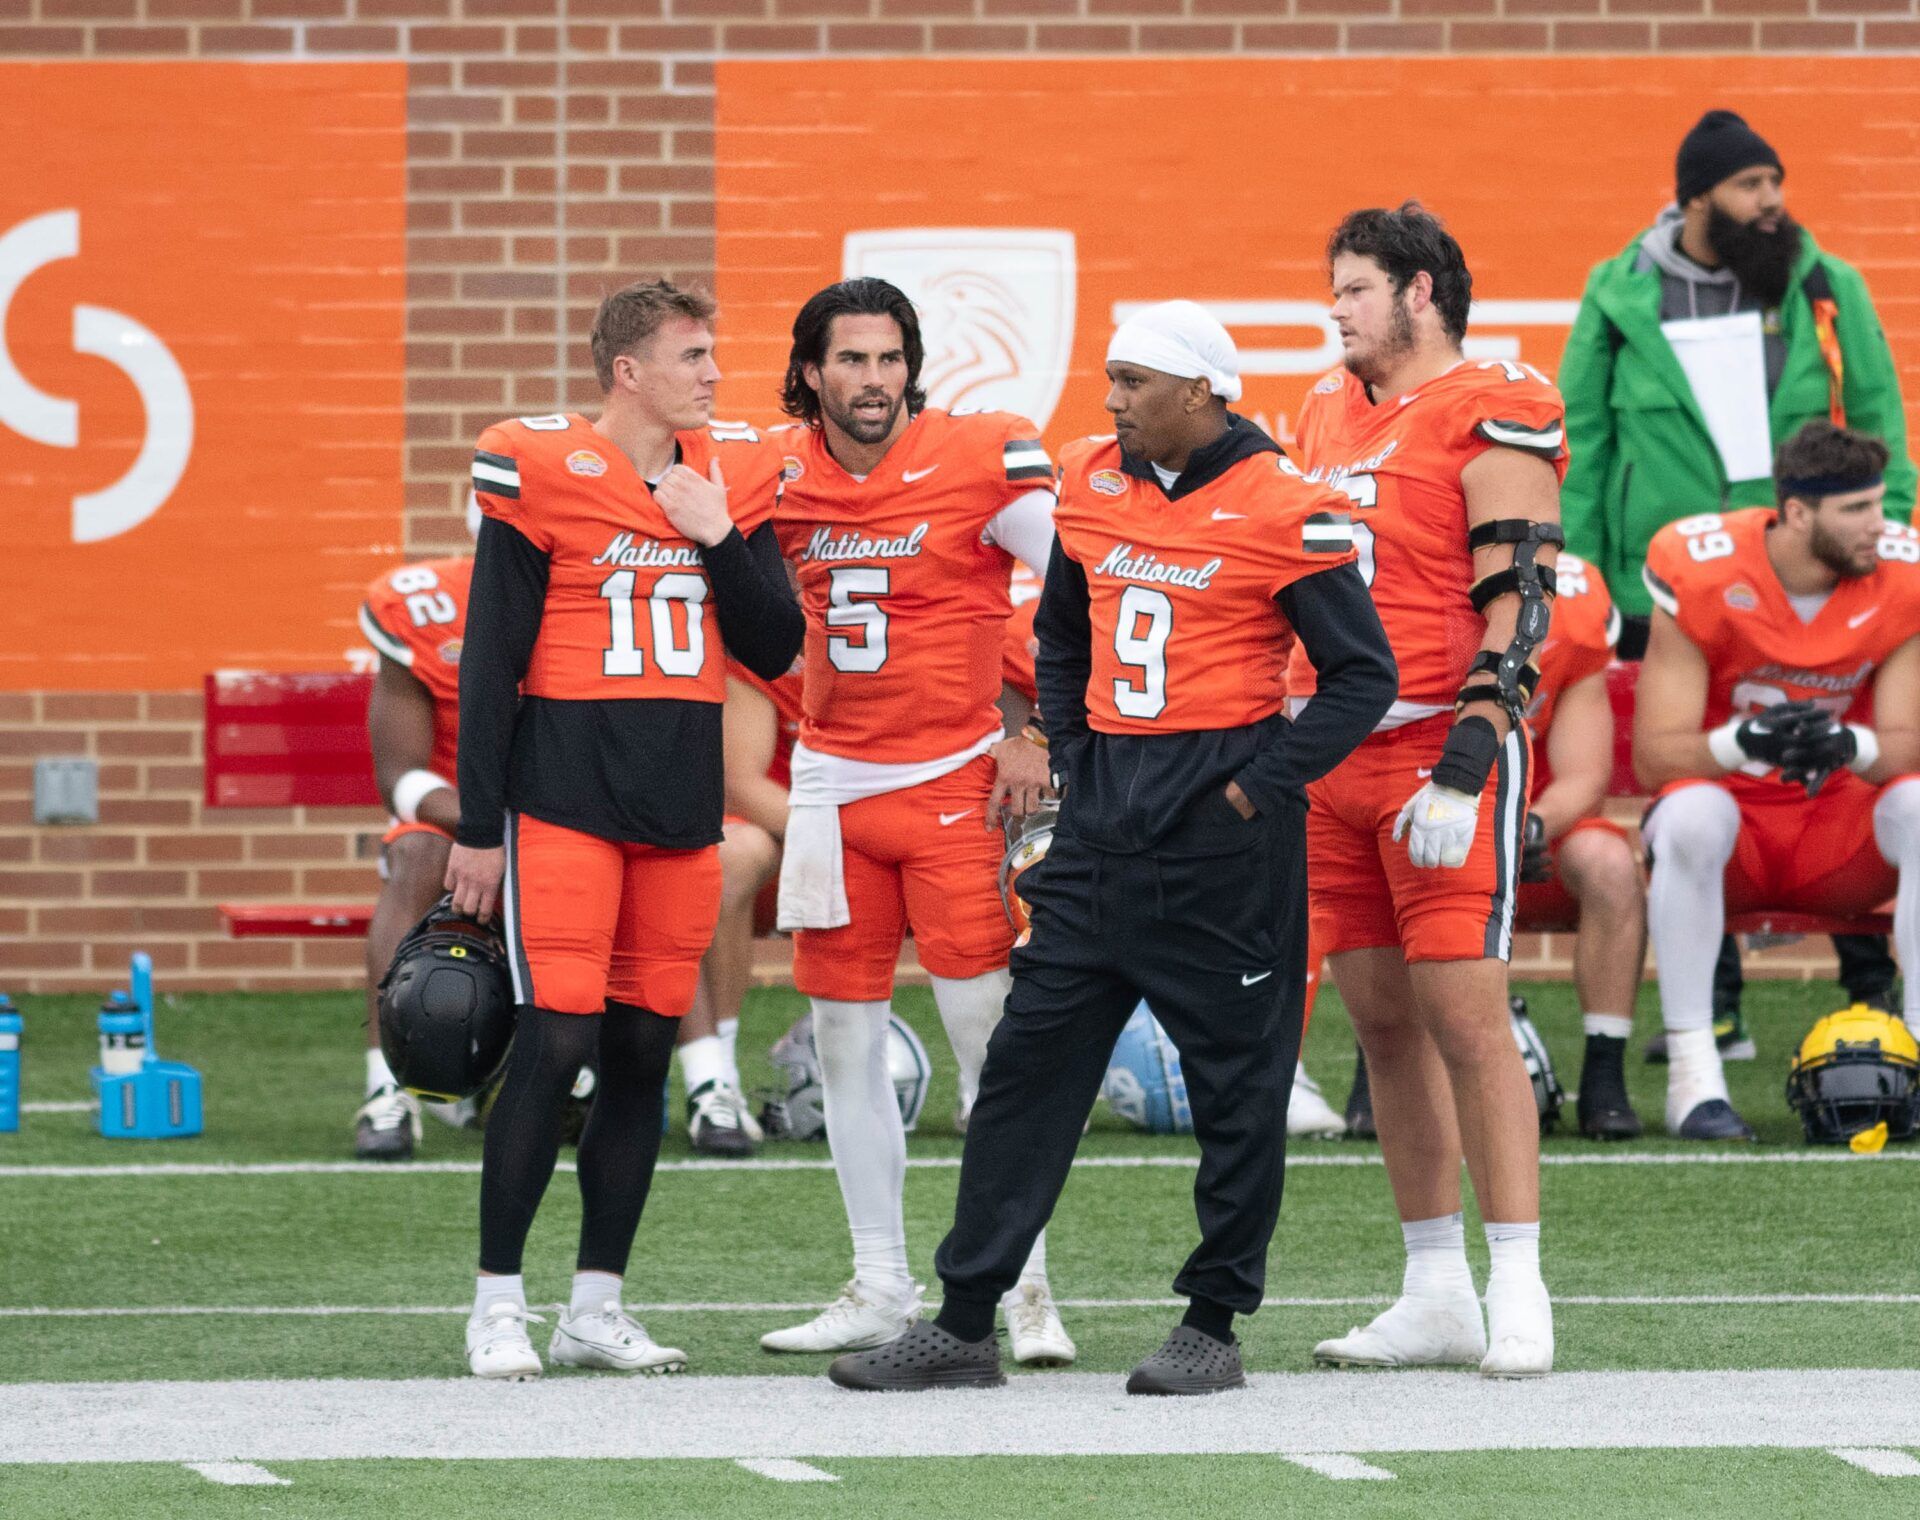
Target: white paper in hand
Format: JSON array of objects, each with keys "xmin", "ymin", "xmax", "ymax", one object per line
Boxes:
[{"xmin": 1661, "ymin": 310, "xmax": 1772, "ymax": 483}]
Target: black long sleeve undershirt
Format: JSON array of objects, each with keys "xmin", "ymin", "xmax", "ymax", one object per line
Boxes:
[
  {"xmin": 700, "ymin": 523, "xmax": 804, "ymax": 681},
  {"xmin": 456, "ymin": 516, "xmax": 548, "ymax": 849}
]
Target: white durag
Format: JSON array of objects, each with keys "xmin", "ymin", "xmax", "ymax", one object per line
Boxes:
[{"xmin": 1106, "ymin": 300, "xmax": 1243, "ymax": 401}]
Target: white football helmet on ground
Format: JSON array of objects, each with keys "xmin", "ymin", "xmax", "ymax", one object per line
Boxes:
[{"xmin": 759, "ymin": 1012, "xmax": 933, "ymax": 1139}]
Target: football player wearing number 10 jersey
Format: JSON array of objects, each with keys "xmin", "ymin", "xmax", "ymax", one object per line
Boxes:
[
  {"xmin": 830, "ymin": 303, "xmax": 1395, "ymax": 1396},
  {"xmin": 448, "ymin": 281, "xmax": 803, "ymax": 1381},
  {"xmin": 1292, "ymin": 207, "xmax": 1568, "ymax": 1379}
]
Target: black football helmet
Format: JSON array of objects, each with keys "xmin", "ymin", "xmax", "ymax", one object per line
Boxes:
[{"xmin": 376, "ymin": 895, "xmax": 516, "ymax": 1103}]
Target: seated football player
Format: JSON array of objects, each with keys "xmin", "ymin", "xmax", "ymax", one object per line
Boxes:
[
  {"xmin": 1634, "ymin": 421, "xmax": 1920, "ymax": 1140},
  {"xmin": 1514, "ymin": 551, "xmax": 1645, "ymax": 1138},
  {"xmin": 355, "ymin": 552, "xmax": 473, "ymax": 1159}
]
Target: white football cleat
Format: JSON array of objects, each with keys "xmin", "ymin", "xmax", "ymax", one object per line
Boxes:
[
  {"xmin": 549, "ymin": 1302, "xmax": 687, "ymax": 1374},
  {"xmin": 760, "ymin": 1280, "xmax": 921, "ymax": 1354},
  {"xmin": 1287, "ymin": 1063, "xmax": 1346, "ymax": 1138},
  {"xmin": 726, "ymin": 1083, "xmax": 765, "ymax": 1144},
  {"xmin": 1481, "ymin": 1274, "xmax": 1554, "ymax": 1378},
  {"xmin": 1313, "ymin": 1291, "xmax": 1487, "ymax": 1368},
  {"xmin": 465, "ymin": 1301, "xmax": 544, "ymax": 1380},
  {"xmin": 354, "ymin": 1085, "xmax": 421, "ymax": 1161},
  {"xmin": 1003, "ymin": 1279, "xmax": 1076, "ymax": 1366}
]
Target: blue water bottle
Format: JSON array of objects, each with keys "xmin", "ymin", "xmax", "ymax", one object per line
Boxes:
[{"xmin": 0, "ymin": 994, "xmax": 21, "ymax": 1134}]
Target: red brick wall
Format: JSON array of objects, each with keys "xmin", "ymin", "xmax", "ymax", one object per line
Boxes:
[{"xmin": 3, "ymin": 3, "xmax": 1911, "ymax": 991}]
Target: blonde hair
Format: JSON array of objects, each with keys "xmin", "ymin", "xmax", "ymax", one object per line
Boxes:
[{"xmin": 589, "ymin": 280, "xmax": 718, "ymax": 391}]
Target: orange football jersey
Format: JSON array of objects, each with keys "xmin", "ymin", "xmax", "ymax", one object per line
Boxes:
[
  {"xmin": 471, "ymin": 413, "xmax": 784, "ymax": 706},
  {"xmin": 1527, "ymin": 550, "xmax": 1619, "ymax": 738},
  {"xmin": 359, "ymin": 555, "xmax": 472, "ymax": 780},
  {"xmin": 1287, "ymin": 360, "xmax": 1568, "ymax": 719},
  {"xmin": 727, "ymin": 654, "xmax": 805, "ymax": 789},
  {"xmin": 1054, "ymin": 437, "xmax": 1358, "ymax": 735},
  {"xmin": 772, "ymin": 408, "xmax": 1053, "ymax": 764},
  {"xmin": 1644, "ymin": 507, "xmax": 1920, "ymax": 747},
  {"xmin": 1002, "ymin": 562, "xmax": 1043, "ymax": 704}
]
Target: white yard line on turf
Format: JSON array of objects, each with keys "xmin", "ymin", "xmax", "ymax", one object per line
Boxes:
[
  {"xmin": 184, "ymin": 1462, "xmax": 290, "ymax": 1486},
  {"xmin": 1281, "ymin": 1453, "xmax": 1395, "ymax": 1481},
  {"xmin": 736, "ymin": 1458, "xmax": 840, "ymax": 1483},
  {"xmin": 3, "ymin": 1150, "xmax": 1916, "ymax": 1179},
  {"xmin": 3, "ymin": 1292, "xmax": 1915, "ymax": 1320},
  {"xmin": 20, "ymin": 1102, "xmax": 90, "ymax": 1114},
  {"xmin": 1829, "ymin": 1448, "xmax": 1920, "ymax": 1478},
  {"xmin": 0, "ymin": 1371, "xmax": 1915, "ymax": 1465}
]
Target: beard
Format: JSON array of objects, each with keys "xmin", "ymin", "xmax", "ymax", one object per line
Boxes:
[
  {"xmin": 1808, "ymin": 518, "xmax": 1875, "ymax": 580},
  {"xmin": 1343, "ymin": 295, "xmax": 1418, "ymax": 388},
  {"xmin": 823, "ymin": 387, "xmax": 904, "ymax": 444},
  {"xmin": 1706, "ymin": 205, "xmax": 1804, "ymax": 307}
]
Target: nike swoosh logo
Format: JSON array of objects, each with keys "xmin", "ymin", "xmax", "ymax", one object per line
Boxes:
[
  {"xmin": 938, "ymin": 809, "xmax": 976, "ymax": 826},
  {"xmin": 902, "ymin": 465, "xmax": 941, "ymax": 483},
  {"xmin": 1416, "ymin": 767, "xmax": 1433, "ymax": 778},
  {"xmin": 1210, "ymin": 509, "xmax": 1246, "ymax": 521},
  {"xmin": 1241, "ymin": 971, "xmax": 1273, "ymax": 986},
  {"xmin": 1848, "ymin": 606, "xmax": 1879, "ymax": 629}
]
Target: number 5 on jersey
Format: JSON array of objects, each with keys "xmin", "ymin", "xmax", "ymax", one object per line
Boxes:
[
  {"xmin": 827, "ymin": 566, "xmax": 890, "ymax": 672},
  {"xmin": 600, "ymin": 570, "xmax": 707, "ymax": 677}
]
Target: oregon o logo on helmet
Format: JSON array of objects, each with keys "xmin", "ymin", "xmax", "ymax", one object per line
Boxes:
[{"xmin": 0, "ymin": 208, "xmax": 193, "ymax": 544}]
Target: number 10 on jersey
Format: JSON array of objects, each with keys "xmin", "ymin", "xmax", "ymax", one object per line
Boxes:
[{"xmin": 600, "ymin": 570, "xmax": 707, "ymax": 677}]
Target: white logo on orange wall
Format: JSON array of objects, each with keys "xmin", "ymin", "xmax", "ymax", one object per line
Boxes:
[
  {"xmin": 0, "ymin": 209, "xmax": 193, "ymax": 543},
  {"xmin": 842, "ymin": 228, "xmax": 1075, "ymax": 430}
]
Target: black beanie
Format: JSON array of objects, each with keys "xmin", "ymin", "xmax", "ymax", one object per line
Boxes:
[{"xmin": 1675, "ymin": 110, "xmax": 1783, "ymax": 204}]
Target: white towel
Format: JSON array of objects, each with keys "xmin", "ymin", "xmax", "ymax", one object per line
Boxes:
[{"xmin": 777, "ymin": 802, "xmax": 849, "ymax": 931}]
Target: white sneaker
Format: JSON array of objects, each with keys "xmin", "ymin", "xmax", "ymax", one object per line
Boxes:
[
  {"xmin": 1481, "ymin": 1274, "xmax": 1554, "ymax": 1378},
  {"xmin": 1313, "ymin": 1291, "xmax": 1487, "ymax": 1368},
  {"xmin": 549, "ymin": 1301, "xmax": 687, "ymax": 1373},
  {"xmin": 687, "ymin": 1080, "xmax": 755, "ymax": 1158},
  {"xmin": 760, "ymin": 1280, "xmax": 921, "ymax": 1353},
  {"xmin": 465, "ymin": 1301, "xmax": 544, "ymax": 1380},
  {"xmin": 354, "ymin": 1085, "xmax": 421, "ymax": 1161},
  {"xmin": 1287, "ymin": 1063, "xmax": 1346, "ymax": 1138},
  {"xmin": 1003, "ymin": 1279, "xmax": 1076, "ymax": 1366},
  {"xmin": 725, "ymin": 1083, "xmax": 764, "ymax": 1144}
]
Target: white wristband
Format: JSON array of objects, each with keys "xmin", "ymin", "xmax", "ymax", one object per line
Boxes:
[
  {"xmin": 1705, "ymin": 718, "xmax": 1747, "ymax": 773},
  {"xmin": 1846, "ymin": 725, "xmax": 1880, "ymax": 775},
  {"xmin": 392, "ymin": 769, "xmax": 453, "ymax": 825}
]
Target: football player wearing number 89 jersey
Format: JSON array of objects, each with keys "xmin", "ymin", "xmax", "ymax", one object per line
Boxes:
[
  {"xmin": 446, "ymin": 280, "xmax": 803, "ymax": 1381},
  {"xmin": 1634, "ymin": 421, "xmax": 1920, "ymax": 1141},
  {"xmin": 1292, "ymin": 206, "xmax": 1568, "ymax": 1380},
  {"xmin": 829, "ymin": 302, "xmax": 1395, "ymax": 1396}
]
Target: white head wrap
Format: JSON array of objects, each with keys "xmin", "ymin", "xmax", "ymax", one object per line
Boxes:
[{"xmin": 1105, "ymin": 300, "xmax": 1242, "ymax": 403}]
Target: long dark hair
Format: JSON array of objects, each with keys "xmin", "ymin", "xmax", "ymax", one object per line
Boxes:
[{"xmin": 781, "ymin": 278, "xmax": 928, "ymax": 426}]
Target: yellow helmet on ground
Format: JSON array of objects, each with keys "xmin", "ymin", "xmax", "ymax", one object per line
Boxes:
[{"xmin": 1784, "ymin": 1005, "xmax": 1920, "ymax": 1146}]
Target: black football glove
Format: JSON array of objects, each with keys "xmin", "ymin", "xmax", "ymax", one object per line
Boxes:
[
  {"xmin": 1520, "ymin": 812, "xmax": 1552, "ymax": 884},
  {"xmin": 1778, "ymin": 713, "xmax": 1858, "ymax": 798},
  {"xmin": 1730, "ymin": 699, "xmax": 1825, "ymax": 768}
]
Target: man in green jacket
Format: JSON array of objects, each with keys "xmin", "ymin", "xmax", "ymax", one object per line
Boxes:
[
  {"xmin": 1560, "ymin": 109, "xmax": 1910, "ymax": 1047},
  {"xmin": 1561, "ymin": 109, "xmax": 1915, "ymax": 657}
]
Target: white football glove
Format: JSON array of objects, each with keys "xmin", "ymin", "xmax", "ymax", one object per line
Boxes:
[{"xmin": 1392, "ymin": 782, "xmax": 1481, "ymax": 869}]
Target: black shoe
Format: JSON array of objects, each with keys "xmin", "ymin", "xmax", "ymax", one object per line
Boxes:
[
  {"xmin": 1577, "ymin": 1038, "xmax": 1642, "ymax": 1141},
  {"xmin": 353, "ymin": 1086, "xmax": 419, "ymax": 1162},
  {"xmin": 687, "ymin": 1080, "xmax": 755, "ymax": 1158},
  {"xmin": 1125, "ymin": 1325, "xmax": 1246, "ymax": 1396},
  {"xmin": 827, "ymin": 1319, "xmax": 1005, "ymax": 1391},
  {"xmin": 1674, "ymin": 1097, "xmax": 1756, "ymax": 1141},
  {"xmin": 1344, "ymin": 1045, "xmax": 1376, "ymax": 1140}
]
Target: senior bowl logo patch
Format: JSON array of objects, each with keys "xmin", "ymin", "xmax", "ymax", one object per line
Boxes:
[
  {"xmin": 1724, "ymin": 582, "xmax": 1758, "ymax": 612},
  {"xmin": 566, "ymin": 450, "xmax": 608, "ymax": 478},
  {"xmin": 1089, "ymin": 469, "xmax": 1126, "ymax": 497},
  {"xmin": 781, "ymin": 455, "xmax": 805, "ymax": 483},
  {"xmin": 1312, "ymin": 372, "xmax": 1345, "ymax": 396},
  {"xmin": 437, "ymin": 638, "xmax": 463, "ymax": 665}
]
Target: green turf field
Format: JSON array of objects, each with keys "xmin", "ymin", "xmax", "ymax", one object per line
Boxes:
[{"xmin": 2, "ymin": 978, "xmax": 1916, "ymax": 1515}]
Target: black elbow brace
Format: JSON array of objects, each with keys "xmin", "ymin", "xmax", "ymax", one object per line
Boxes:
[{"xmin": 1459, "ymin": 518, "xmax": 1564, "ymax": 723}]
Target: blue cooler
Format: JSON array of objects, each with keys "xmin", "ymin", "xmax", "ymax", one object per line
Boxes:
[{"xmin": 92, "ymin": 953, "xmax": 202, "ymax": 1140}]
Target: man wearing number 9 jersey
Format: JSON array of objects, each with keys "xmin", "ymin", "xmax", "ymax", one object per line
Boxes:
[
  {"xmin": 828, "ymin": 302, "xmax": 1395, "ymax": 1395},
  {"xmin": 1634, "ymin": 421, "xmax": 1920, "ymax": 1140},
  {"xmin": 446, "ymin": 280, "xmax": 802, "ymax": 1380}
]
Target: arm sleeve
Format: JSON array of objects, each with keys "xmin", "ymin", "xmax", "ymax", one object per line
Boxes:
[
  {"xmin": 454, "ymin": 516, "xmax": 549, "ymax": 849},
  {"xmin": 1033, "ymin": 540, "xmax": 1093, "ymax": 760},
  {"xmin": 703, "ymin": 521, "xmax": 804, "ymax": 681},
  {"xmin": 1556, "ymin": 273, "xmax": 1618, "ymax": 565},
  {"xmin": 1832, "ymin": 263, "xmax": 1916, "ymax": 523},
  {"xmin": 982, "ymin": 487, "xmax": 1058, "ymax": 573},
  {"xmin": 1232, "ymin": 563, "xmax": 1397, "ymax": 813}
]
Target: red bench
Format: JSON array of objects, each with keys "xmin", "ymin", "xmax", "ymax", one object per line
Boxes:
[{"xmin": 205, "ymin": 671, "xmax": 380, "ymax": 938}]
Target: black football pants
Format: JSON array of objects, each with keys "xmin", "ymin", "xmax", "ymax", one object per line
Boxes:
[{"xmin": 934, "ymin": 798, "xmax": 1308, "ymax": 1320}]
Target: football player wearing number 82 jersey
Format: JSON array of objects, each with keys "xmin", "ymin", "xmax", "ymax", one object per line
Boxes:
[{"xmin": 829, "ymin": 302, "xmax": 1396, "ymax": 1396}]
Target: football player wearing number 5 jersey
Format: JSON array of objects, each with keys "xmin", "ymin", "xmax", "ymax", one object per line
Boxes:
[
  {"xmin": 830, "ymin": 303, "xmax": 1395, "ymax": 1396},
  {"xmin": 1635, "ymin": 421, "xmax": 1920, "ymax": 1140},
  {"xmin": 447, "ymin": 281, "xmax": 803, "ymax": 1381},
  {"xmin": 765, "ymin": 278, "xmax": 1073, "ymax": 1365},
  {"xmin": 1294, "ymin": 207, "xmax": 1567, "ymax": 1379}
]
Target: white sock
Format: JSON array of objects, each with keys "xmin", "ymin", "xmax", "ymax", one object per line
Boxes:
[
  {"xmin": 1401, "ymin": 1212, "xmax": 1474, "ymax": 1300},
  {"xmin": 929, "ymin": 968, "xmax": 1011, "ymax": 1118},
  {"xmin": 812, "ymin": 998, "xmax": 913, "ymax": 1305},
  {"xmin": 679, "ymin": 1034, "xmax": 727, "ymax": 1095},
  {"xmin": 1484, "ymin": 1221, "xmax": 1542, "ymax": 1285},
  {"xmin": 1667, "ymin": 1026, "xmax": 1729, "ymax": 1114},
  {"xmin": 473, "ymin": 1274, "xmax": 525, "ymax": 1318},
  {"xmin": 1872, "ymin": 780, "xmax": 1920, "ymax": 1024},
  {"xmin": 1583, "ymin": 1014, "xmax": 1632, "ymax": 1041},
  {"xmin": 366, "ymin": 1047, "xmax": 397, "ymax": 1096},
  {"xmin": 1644, "ymin": 784, "xmax": 1740, "ymax": 1035},
  {"xmin": 717, "ymin": 1016, "xmax": 742, "ymax": 1089},
  {"xmin": 570, "ymin": 1269, "xmax": 621, "ymax": 1319}
]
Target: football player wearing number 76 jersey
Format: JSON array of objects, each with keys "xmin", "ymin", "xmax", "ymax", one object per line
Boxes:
[
  {"xmin": 446, "ymin": 280, "xmax": 803, "ymax": 1381},
  {"xmin": 829, "ymin": 301, "xmax": 1396, "ymax": 1396}
]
